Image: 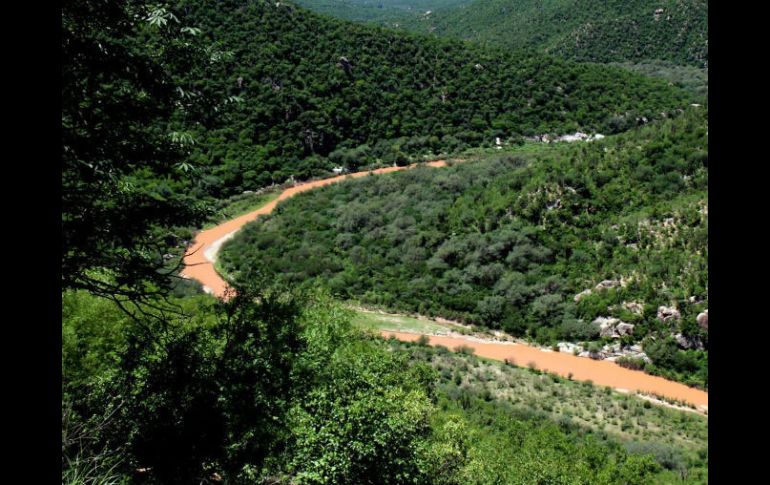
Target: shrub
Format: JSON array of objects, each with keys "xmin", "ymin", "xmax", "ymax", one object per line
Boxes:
[{"xmin": 454, "ymin": 345, "xmax": 476, "ymax": 356}]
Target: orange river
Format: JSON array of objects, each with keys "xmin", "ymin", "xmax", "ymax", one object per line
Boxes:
[{"xmin": 181, "ymin": 160, "xmax": 708, "ymax": 412}]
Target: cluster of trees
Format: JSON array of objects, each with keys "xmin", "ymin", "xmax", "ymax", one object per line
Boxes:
[
  {"xmin": 220, "ymin": 107, "xmax": 708, "ymax": 388},
  {"xmin": 174, "ymin": 0, "xmax": 692, "ymax": 197},
  {"xmin": 63, "ymin": 287, "xmax": 444, "ymax": 483}
]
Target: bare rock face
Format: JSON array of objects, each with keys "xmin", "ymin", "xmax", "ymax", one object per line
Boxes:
[
  {"xmin": 593, "ymin": 317, "xmax": 634, "ymax": 339},
  {"xmin": 697, "ymin": 310, "xmax": 708, "ymax": 330},
  {"xmin": 616, "ymin": 322, "xmax": 635, "ymax": 337},
  {"xmin": 594, "ymin": 316, "xmax": 620, "ymax": 338},
  {"xmin": 574, "ymin": 289, "xmax": 592, "ymax": 302},
  {"xmin": 657, "ymin": 306, "xmax": 681, "ymax": 322}
]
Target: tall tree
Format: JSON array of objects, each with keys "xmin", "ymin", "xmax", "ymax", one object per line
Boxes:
[{"xmin": 62, "ymin": 0, "xmax": 209, "ymax": 302}]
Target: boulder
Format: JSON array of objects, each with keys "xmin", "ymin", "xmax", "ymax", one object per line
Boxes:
[
  {"xmin": 616, "ymin": 322, "xmax": 635, "ymax": 337},
  {"xmin": 595, "ymin": 279, "xmax": 620, "ymax": 291},
  {"xmin": 657, "ymin": 305, "xmax": 681, "ymax": 322},
  {"xmin": 674, "ymin": 333, "xmax": 704, "ymax": 350},
  {"xmin": 594, "ymin": 316, "xmax": 620, "ymax": 338},
  {"xmin": 697, "ymin": 310, "xmax": 708, "ymax": 330},
  {"xmin": 557, "ymin": 342, "xmax": 582, "ymax": 354},
  {"xmin": 623, "ymin": 301, "xmax": 644, "ymax": 315}
]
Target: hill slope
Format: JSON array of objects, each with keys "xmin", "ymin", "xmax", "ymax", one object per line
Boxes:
[
  {"xmin": 178, "ymin": 0, "xmax": 691, "ymax": 197},
  {"xmin": 296, "ymin": 0, "xmax": 708, "ymax": 68},
  {"xmin": 220, "ymin": 108, "xmax": 708, "ymax": 388}
]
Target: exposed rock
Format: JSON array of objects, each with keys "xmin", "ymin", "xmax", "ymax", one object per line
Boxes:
[
  {"xmin": 557, "ymin": 342, "xmax": 582, "ymax": 354},
  {"xmin": 622, "ymin": 301, "xmax": 644, "ymax": 315},
  {"xmin": 616, "ymin": 322, "xmax": 635, "ymax": 337},
  {"xmin": 603, "ymin": 343, "xmax": 621, "ymax": 354},
  {"xmin": 593, "ymin": 317, "xmax": 633, "ymax": 339},
  {"xmin": 657, "ymin": 305, "xmax": 681, "ymax": 322},
  {"xmin": 574, "ymin": 289, "xmax": 592, "ymax": 302},
  {"xmin": 674, "ymin": 333, "xmax": 704, "ymax": 350},
  {"xmin": 595, "ymin": 279, "xmax": 620, "ymax": 291},
  {"xmin": 697, "ymin": 310, "xmax": 708, "ymax": 330},
  {"xmin": 557, "ymin": 132, "xmax": 589, "ymax": 142},
  {"xmin": 336, "ymin": 56, "xmax": 353, "ymax": 75},
  {"xmin": 594, "ymin": 316, "xmax": 621, "ymax": 338}
]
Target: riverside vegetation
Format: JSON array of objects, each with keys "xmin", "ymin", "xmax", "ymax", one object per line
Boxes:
[{"xmin": 220, "ymin": 107, "xmax": 708, "ymax": 389}]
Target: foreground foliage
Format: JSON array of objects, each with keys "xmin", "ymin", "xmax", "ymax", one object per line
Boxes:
[{"xmin": 63, "ymin": 290, "xmax": 698, "ymax": 483}]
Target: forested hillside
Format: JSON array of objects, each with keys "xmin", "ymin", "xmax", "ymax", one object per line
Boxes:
[
  {"xmin": 296, "ymin": 0, "xmax": 708, "ymax": 68},
  {"xmin": 176, "ymin": 0, "xmax": 691, "ymax": 198},
  {"xmin": 221, "ymin": 108, "xmax": 708, "ymax": 388},
  {"xmin": 294, "ymin": 0, "xmax": 470, "ymax": 23},
  {"xmin": 412, "ymin": 0, "xmax": 708, "ymax": 67}
]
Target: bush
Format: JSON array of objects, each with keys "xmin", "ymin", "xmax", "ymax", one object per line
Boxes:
[{"xmin": 454, "ymin": 345, "xmax": 476, "ymax": 356}]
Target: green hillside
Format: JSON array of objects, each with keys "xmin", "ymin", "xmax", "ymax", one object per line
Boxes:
[
  {"xmin": 177, "ymin": 0, "xmax": 691, "ymax": 197},
  {"xmin": 221, "ymin": 108, "xmax": 708, "ymax": 388},
  {"xmin": 296, "ymin": 0, "xmax": 708, "ymax": 68}
]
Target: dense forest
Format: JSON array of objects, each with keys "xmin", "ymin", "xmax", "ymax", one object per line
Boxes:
[
  {"xmin": 174, "ymin": 0, "xmax": 693, "ymax": 198},
  {"xmin": 295, "ymin": 0, "xmax": 708, "ymax": 99},
  {"xmin": 296, "ymin": 0, "xmax": 708, "ymax": 68},
  {"xmin": 293, "ymin": 0, "xmax": 472, "ymax": 23},
  {"xmin": 62, "ymin": 0, "xmax": 707, "ymax": 482},
  {"xmin": 220, "ymin": 108, "xmax": 708, "ymax": 388}
]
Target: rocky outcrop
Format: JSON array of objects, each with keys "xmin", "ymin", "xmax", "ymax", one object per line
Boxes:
[
  {"xmin": 595, "ymin": 317, "xmax": 620, "ymax": 338},
  {"xmin": 616, "ymin": 322, "xmax": 635, "ymax": 337},
  {"xmin": 595, "ymin": 279, "xmax": 620, "ymax": 291},
  {"xmin": 571, "ymin": 342, "xmax": 650, "ymax": 362},
  {"xmin": 657, "ymin": 306, "xmax": 681, "ymax": 322},
  {"xmin": 697, "ymin": 310, "xmax": 708, "ymax": 330},
  {"xmin": 594, "ymin": 317, "xmax": 634, "ymax": 339},
  {"xmin": 622, "ymin": 301, "xmax": 644, "ymax": 315},
  {"xmin": 556, "ymin": 342, "xmax": 581, "ymax": 354},
  {"xmin": 674, "ymin": 333, "xmax": 704, "ymax": 350}
]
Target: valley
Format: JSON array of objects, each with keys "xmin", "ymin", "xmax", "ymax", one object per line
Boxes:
[{"xmin": 62, "ymin": 1, "xmax": 708, "ymax": 482}]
